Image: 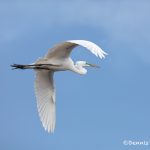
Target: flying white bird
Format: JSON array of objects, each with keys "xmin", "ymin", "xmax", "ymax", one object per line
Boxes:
[{"xmin": 11, "ymin": 40, "xmax": 107, "ymax": 133}]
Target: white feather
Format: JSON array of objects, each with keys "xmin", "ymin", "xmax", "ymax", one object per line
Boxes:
[
  {"xmin": 45, "ymin": 40, "xmax": 107, "ymax": 59},
  {"xmin": 67, "ymin": 40, "xmax": 107, "ymax": 59},
  {"xmin": 34, "ymin": 70, "xmax": 55, "ymax": 133}
]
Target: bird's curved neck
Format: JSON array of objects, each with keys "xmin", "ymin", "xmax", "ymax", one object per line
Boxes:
[{"xmin": 73, "ymin": 65, "xmax": 87, "ymax": 75}]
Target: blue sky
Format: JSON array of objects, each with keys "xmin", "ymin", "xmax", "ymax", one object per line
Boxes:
[{"xmin": 1, "ymin": 0, "xmax": 150, "ymax": 150}]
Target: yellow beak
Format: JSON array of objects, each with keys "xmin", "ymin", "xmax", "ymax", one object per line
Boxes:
[{"xmin": 86, "ymin": 62, "xmax": 100, "ymax": 68}]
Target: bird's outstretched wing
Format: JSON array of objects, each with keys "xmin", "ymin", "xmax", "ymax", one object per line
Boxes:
[
  {"xmin": 45, "ymin": 40, "xmax": 107, "ymax": 59},
  {"xmin": 34, "ymin": 70, "xmax": 55, "ymax": 133}
]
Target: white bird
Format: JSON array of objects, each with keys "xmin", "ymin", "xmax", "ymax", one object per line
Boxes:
[{"xmin": 11, "ymin": 40, "xmax": 107, "ymax": 133}]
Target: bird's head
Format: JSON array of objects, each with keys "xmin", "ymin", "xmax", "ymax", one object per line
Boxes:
[{"xmin": 75, "ymin": 61, "xmax": 100, "ymax": 75}]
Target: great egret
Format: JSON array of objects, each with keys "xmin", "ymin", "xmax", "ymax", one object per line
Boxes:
[{"xmin": 11, "ymin": 40, "xmax": 107, "ymax": 133}]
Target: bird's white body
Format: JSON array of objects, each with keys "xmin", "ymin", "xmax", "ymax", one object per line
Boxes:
[
  {"xmin": 35, "ymin": 57, "xmax": 73, "ymax": 72},
  {"xmin": 12, "ymin": 40, "xmax": 107, "ymax": 133}
]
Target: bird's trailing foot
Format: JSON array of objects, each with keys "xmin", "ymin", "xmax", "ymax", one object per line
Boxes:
[
  {"xmin": 11, "ymin": 63, "xmax": 61, "ymax": 70},
  {"xmin": 11, "ymin": 64, "xmax": 49, "ymax": 70},
  {"xmin": 11, "ymin": 64, "xmax": 29, "ymax": 70}
]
